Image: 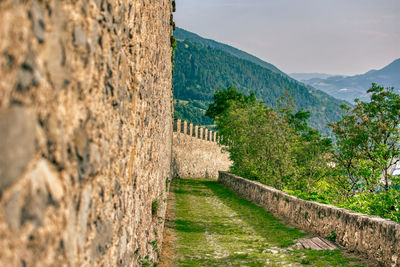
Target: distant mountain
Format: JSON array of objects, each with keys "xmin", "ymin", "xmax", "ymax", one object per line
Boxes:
[
  {"xmin": 174, "ymin": 27, "xmax": 286, "ymax": 76},
  {"xmin": 290, "ymin": 73, "xmax": 338, "ymax": 81},
  {"xmin": 173, "ymin": 36, "xmax": 348, "ymax": 135},
  {"xmin": 301, "ymin": 58, "xmax": 400, "ymax": 103}
]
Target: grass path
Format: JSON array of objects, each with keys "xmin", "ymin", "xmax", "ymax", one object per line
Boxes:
[{"xmin": 173, "ymin": 178, "xmax": 369, "ymax": 267}]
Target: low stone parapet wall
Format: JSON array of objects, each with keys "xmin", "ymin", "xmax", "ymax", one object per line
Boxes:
[{"xmin": 218, "ymin": 171, "xmax": 400, "ymax": 266}]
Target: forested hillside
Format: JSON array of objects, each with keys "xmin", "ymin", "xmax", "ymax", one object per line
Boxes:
[
  {"xmin": 174, "ymin": 27, "xmax": 285, "ymax": 76},
  {"xmin": 173, "ymin": 39, "xmax": 348, "ymax": 134}
]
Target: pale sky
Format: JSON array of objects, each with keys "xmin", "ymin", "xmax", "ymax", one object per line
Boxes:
[{"xmin": 174, "ymin": 0, "xmax": 400, "ymax": 75}]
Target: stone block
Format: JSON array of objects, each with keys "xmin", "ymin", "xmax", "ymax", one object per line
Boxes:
[
  {"xmin": 0, "ymin": 107, "xmax": 35, "ymax": 192},
  {"xmin": 91, "ymin": 219, "xmax": 113, "ymax": 259},
  {"xmin": 73, "ymin": 26, "xmax": 87, "ymax": 47},
  {"xmin": 29, "ymin": 2, "xmax": 45, "ymax": 43}
]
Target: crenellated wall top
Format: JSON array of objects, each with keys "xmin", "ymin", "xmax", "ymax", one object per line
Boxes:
[{"xmin": 173, "ymin": 119, "xmax": 219, "ymax": 143}]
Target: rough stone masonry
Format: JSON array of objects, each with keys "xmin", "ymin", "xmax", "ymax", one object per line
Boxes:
[
  {"xmin": 172, "ymin": 119, "xmax": 232, "ymax": 179},
  {"xmin": 0, "ymin": 0, "xmax": 174, "ymax": 266}
]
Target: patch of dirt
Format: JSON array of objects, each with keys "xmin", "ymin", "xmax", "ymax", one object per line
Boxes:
[{"xmin": 158, "ymin": 181, "xmax": 177, "ymax": 267}]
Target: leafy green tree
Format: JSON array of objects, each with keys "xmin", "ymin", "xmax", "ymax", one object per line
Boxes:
[
  {"xmin": 330, "ymin": 84, "xmax": 400, "ymax": 194},
  {"xmin": 206, "ymin": 86, "xmax": 256, "ymax": 119},
  {"xmin": 216, "ymin": 100, "xmax": 296, "ymax": 188},
  {"xmin": 277, "ymin": 93, "xmax": 333, "ymax": 193},
  {"xmin": 174, "ymin": 100, "xmax": 213, "ymax": 126},
  {"xmin": 211, "ymin": 87, "xmax": 332, "ymax": 192}
]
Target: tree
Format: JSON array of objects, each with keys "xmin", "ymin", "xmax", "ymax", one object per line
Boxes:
[
  {"xmin": 330, "ymin": 84, "xmax": 400, "ymax": 194},
  {"xmin": 276, "ymin": 92, "xmax": 333, "ymax": 193},
  {"xmin": 216, "ymin": 100, "xmax": 296, "ymax": 188},
  {"xmin": 210, "ymin": 87, "xmax": 332, "ymax": 192},
  {"xmin": 206, "ymin": 86, "xmax": 256, "ymax": 120},
  {"xmin": 207, "ymin": 84, "xmax": 400, "ymax": 222}
]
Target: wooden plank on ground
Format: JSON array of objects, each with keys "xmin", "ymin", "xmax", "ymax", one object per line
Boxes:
[
  {"xmin": 299, "ymin": 238, "xmax": 323, "ymax": 250},
  {"xmin": 319, "ymin": 238, "xmax": 339, "ymax": 250},
  {"xmin": 311, "ymin": 237, "xmax": 334, "ymax": 250},
  {"xmin": 289, "ymin": 237, "xmax": 339, "ymax": 251}
]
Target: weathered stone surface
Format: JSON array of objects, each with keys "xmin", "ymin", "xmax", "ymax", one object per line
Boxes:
[
  {"xmin": 0, "ymin": 107, "xmax": 35, "ymax": 192},
  {"xmin": 3, "ymin": 187, "xmax": 23, "ymax": 231},
  {"xmin": 29, "ymin": 2, "xmax": 45, "ymax": 43},
  {"xmin": 77, "ymin": 185, "xmax": 91, "ymax": 248},
  {"xmin": 219, "ymin": 172, "xmax": 400, "ymax": 266},
  {"xmin": 20, "ymin": 184, "xmax": 48, "ymax": 227},
  {"xmin": 172, "ymin": 119, "xmax": 231, "ymax": 179},
  {"xmin": 0, "ymin": 0, "xmax": 173, "ymax": 265},
  {"xmin": 91, "ymin": 219, "xmax": 113, "ymax": 259},
  {"xmin": 42, "ymin": 35, "xmax": 65, "ymax": 91},
  {"xmin": 73, "ymin": 26, "xmax": 87, "ymax": 47},
  {"xmin": 17, "ymin": 52, "xmax": 38, "ymax": 92},
  {"xmin": 30, "ymin": 159, "xmax": 64, "ymax": 203}
]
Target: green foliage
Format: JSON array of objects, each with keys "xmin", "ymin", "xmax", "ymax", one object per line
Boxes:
[
  {"xmin": 151, "ymin": 200, "xmax": 159, "ymax": 217},
  {"xmin": 172, "ymin": 36, "xmax": 177, "ymax": 56},
  {"xmin": 173, "ymin": 39, "xmax": 348, "ymax": 135},
  {"xmin": 327, "ymin": 84, "xmax": 400, "ymax": 222},
  {"xmin": 171, "ymin": 35, "xmax": 177, "ymax": 71},
  {"xmin": 327, "ymin": 231, "xmax": 337, "ymax": 242},
  {"xmin": 206, "ymin": 86, "xmax": 256, "ymax": 119},
  {"xmin": 340, "ymin": 188, "xmax": 400, "ymax": 222},
  {"xmin": 329, "ymin": 84, "xmax": 400, "ymax": 203},
  {"xmin": 174, "ymin": 27, "xmax": 286, "ymax": 75},
  {"xmin": 218, "ymin": 101, "xmax": 295, "ymax": 188},
  {"xmin": 172, "ymin": 0, "xmax": 176, "ymax": 12},
  {"xmin": 212, "ymin": 87, "xmax": 332, "ymax": 192},
  {"xmin": 284, "ymin": 189, "xmax": 329, "ymax": 204},
  {"xmin": 174, "ymin": 100, "xmax": 213, "ymax": 126},
  {"xmin": 211, "ymin": 84, "xmax": 400, "ymax": 223}
]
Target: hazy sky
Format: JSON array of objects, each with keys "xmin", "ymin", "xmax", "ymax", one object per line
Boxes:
[{"xmin": 175, "ymin": 0, "xmax": 400, "ymax": 75}]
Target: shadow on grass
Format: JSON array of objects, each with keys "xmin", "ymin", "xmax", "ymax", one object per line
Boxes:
[{"xmin": 175, "ymin": 219, "xmax": 206, "ymax": 233}]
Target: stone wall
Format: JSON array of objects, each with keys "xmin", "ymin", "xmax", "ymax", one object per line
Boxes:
[
  {"xmin": 172, "ymin": 119, "xmax": 231, "ymax": 179},
  {"xmin": 0, "ymin": 0, "xmax": 173, "ymax": 266},
  {"xmin": 218, "ymin": 172, "xmax": 400, "ymax": 266}
]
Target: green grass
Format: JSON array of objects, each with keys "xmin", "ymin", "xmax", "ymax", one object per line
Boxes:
[{"xmin": 174, "ymin": 178, "xmax": 366, "ymax": 266}]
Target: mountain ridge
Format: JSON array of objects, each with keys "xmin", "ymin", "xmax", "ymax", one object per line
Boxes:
[
  {"xmin": 290, "ymin": 73, "xmax": 339, "ymax": 81},
  {"xmin": 300, "ymin": 58, "xmax": 400, "ymax": 103}
]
